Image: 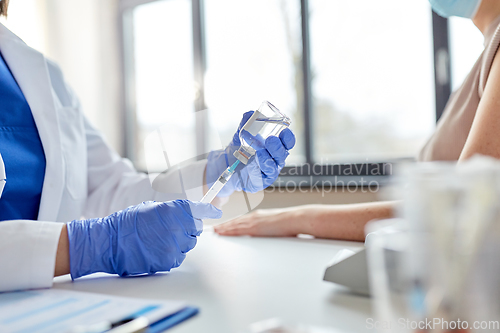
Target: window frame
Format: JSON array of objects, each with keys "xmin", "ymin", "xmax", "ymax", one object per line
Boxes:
[{"xmin": 118, "ymin": 0, "xmax": 451, "ymax": 184}]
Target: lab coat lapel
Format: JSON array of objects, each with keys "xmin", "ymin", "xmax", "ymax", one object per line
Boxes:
[{"xmin": 0, "ymin": 24, "xmax": 64, "ymax": 221}]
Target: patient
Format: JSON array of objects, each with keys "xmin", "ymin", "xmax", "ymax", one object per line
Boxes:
[{"xmin": 215, "ymin": 0, "xmax": 500, "ymax": 241}]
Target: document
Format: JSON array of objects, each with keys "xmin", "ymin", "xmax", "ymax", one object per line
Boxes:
[{"xmin": 0, "ymin": 288, "xmax": 191, "ymax": 333}]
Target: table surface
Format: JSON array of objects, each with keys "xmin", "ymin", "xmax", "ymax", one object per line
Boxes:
[{"xmin": 53, "ymin": 230, "xmax": 372, "ymax": 333}]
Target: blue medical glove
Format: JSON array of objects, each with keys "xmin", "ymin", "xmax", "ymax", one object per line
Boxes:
[
  {"xmin": 206, "ymin": 111, "xmax": 296, "ymax": 197},
  {"xmin": 67, "ymin": 200, "xmax": 222, "ymax": 280}
]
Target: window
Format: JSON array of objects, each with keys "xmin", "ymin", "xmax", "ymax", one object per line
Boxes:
[
  {"xmin": 449, "ymin": 17, "xmax": 484, "ymax": 91},
  {"xmin": 204, "ymin": 0, "xmax": 305, "ymax": 164},
  {"xmin": 120, "ymin": 0, "xmax": 455, "ymax": 175},
  {"xmin": 127, "ymin": 0, "xmax": 196, "ymax": 171},
  {"xmin": 309, "ymin": 0, "xmax": 435, "ymax": 162}
]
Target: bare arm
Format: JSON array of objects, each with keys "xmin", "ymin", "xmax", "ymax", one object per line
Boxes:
[
  {"xmin": 303, "ymin": 201, "xmax": 395, "ymax": 240},
  {"xmin": 215, "ymin": 201, "xmax": 394, "ymax": 242},
  {"xmin": 459, "ymin": 47, "xmax": 500, "ymax": 160},
  {"xmin": 54, "ymin": 224, "xmax": 70, "ymax": 276}
]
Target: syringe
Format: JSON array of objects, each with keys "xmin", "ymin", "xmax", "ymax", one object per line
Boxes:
[
  {"xmin": 200, "ymin": 101, "xmax": 291, "ymax": 204},
  {"xmin": 201, "ymin": 160, "xmax": 240, "ymax": 204}
]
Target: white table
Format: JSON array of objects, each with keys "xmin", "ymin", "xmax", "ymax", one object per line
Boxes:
[{"xmin": 53, "ymin": 230, "xmax": 371, "ymax": 333}]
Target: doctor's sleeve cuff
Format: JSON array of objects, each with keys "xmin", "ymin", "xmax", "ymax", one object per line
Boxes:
[{"xmin": 0, "ymin": 221, "xmax": 63, "ymax": 292}]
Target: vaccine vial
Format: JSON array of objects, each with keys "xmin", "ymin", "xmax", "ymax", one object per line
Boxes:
[{"xmin": 233, "ymin": 101, "xmax": 291, "ymax": 165}]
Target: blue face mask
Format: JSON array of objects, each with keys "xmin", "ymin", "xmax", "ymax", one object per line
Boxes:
[{"xmin": 428, "ymin": 0, "xmax": 482, "ymax": 18}]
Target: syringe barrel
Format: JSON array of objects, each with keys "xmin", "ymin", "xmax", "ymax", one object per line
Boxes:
[
  {"xmin": 200, "ymin": 181, "xmax": 222, "ymax": 203},
  {"xmin": 200, "ymin": 166, "xmax": 236, "ymax": 203}
]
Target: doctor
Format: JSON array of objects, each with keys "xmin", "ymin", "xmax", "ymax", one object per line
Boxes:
[{"xmin": 0, "ymin": 1, "xmax": 295, "ymax": 293}]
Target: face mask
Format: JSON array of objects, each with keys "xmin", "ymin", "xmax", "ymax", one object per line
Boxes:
[{"xmin": 428, "ymin": 0, "xmax": 482, "ymax": 18}]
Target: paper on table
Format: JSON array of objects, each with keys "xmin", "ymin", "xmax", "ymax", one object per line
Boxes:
[{"xmin": 0, "ymin": 288, "xmax": 186, "ymax": 333}]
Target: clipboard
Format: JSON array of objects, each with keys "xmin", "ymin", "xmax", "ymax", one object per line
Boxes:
[{"xmin": 0, "ymin": 289, "xmax": 198, "ymax": 332}]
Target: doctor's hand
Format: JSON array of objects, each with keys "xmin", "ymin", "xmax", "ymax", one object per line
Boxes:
[
  {"xmin": 206, "ymin": 111, "xmax": 295, "ymax": 197},
  {"xmin": 66, "ymin": 200, "xmax": 222, "ymax": 280}
]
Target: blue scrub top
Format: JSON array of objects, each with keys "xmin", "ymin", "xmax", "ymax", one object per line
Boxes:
[{"xmin": 0, "ymin": 52, "xmax": 46, "ymax": 221}]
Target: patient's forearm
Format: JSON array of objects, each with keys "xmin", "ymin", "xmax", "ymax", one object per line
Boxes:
[
  {"xmin": 54, "ymin": 224, "xmax": 70, "ymax": 277},
  {"xmin": 301, "ymin": 201, "xmax": 395, "ymax": 241}
]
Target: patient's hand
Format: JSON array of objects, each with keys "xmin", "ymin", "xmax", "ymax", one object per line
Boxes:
[{"xmin": 214, "ymin": 206, "xmax": 308, "ymax": 237}]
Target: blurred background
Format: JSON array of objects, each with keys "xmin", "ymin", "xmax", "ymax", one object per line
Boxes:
[{"xmin": 0, "ymin": 0, "xmax": 484, "ymax": 173}]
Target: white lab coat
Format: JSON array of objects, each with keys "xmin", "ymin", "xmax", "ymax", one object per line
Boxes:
[{"xmin": 0, "ymin": 24, "xmax": 207, "ymax": 292}]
